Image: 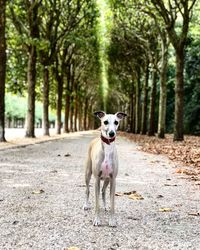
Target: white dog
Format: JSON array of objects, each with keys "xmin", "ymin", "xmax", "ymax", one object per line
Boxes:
[{"xmin": 83, "ymin": 111, "xmax": 127, "ymax": 227}]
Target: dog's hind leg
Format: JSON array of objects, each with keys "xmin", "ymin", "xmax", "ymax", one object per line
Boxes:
[
  {"xmin": 83, "ymin": 155, "xmax": 92, "ymax": 210},
  {"xmin": 102, "ymin": 179, "xmax": 109, "ymax": 211}
]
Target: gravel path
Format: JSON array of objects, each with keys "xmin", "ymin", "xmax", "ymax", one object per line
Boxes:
[{"xmin": 0, "ymin": 131, "xmax": 199, "ymax": 250}]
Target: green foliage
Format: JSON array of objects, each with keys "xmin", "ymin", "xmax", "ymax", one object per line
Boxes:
[
  {"xmin": 5, "ymin": 93, "xmax": 26, "ymax": 119},
  {"xmin": 5, "ymin": 94, "xmax": 56, "ymax": 123},
  {"xmin": 184, "ymin": 37, "xmax": 200, "ymax": 134}
]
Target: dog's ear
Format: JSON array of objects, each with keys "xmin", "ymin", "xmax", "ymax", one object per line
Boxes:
[
  {"xmin": 94, "ymin": 111, "xmax": 106, "ymax": 119},
  {"xmin": 116, "ymin": 112, "xmax": 127, "ymax": 120}
]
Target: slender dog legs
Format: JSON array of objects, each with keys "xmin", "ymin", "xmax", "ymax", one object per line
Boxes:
[
  {"xmin": 83, "ymin": 159, "xmax": 92, "ymax": 210},
  {"xmin": 102, "ymin": 179, "xmax": 109, "ymax": 211},
  {"xmin": 93, "ymin": 178, "xmax": 101, "ymax": 226},
  {"xmin": 109, "ymin": 178, "xmax": 117, "ymax": 227}
]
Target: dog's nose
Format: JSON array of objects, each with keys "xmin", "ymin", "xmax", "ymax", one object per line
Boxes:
[{"xmin": 109, "ymin": 131, "xmax": 115, "ymax": 138}]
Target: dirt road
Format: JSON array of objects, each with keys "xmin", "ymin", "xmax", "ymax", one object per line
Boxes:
[{"xmin": 0, "ymin": 131, "xmax": 199, "ymax": 250}]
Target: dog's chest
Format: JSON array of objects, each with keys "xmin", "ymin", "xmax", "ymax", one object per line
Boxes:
[{"xmin": 101, "ymin": 144, "xmax": 114, "ymax": 178}]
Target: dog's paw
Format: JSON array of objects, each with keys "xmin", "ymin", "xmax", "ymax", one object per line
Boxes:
[
  {"xmin": 93, "ymin": 217, "xmax": 101, "ymax": 226},
  {"xmin": 109, "ymin": 217, "xmax": 117, "ymax": 227}
]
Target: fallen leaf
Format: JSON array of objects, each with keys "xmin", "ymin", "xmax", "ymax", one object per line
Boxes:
[
  {"xmin": 188, "ymin": 212, "xmax": 200, "ymax": 216},
  {"xmin": 164, "ymin": 184, "xmax": 178, "ymax": 186},
  {"xmin": 129, "ymin": 192, "xmax": 144, "ymax": 200},
  {"xmin": 123, "ymin": 191, "xmax": 136, "ymax": 195},
  {"xmin": 190, "ymin": 176, "xmax": 199, "ymax": 181},
  {"xmin": 66, "ymin": 247, "xmax": 80, "ymax": 250},
  {"xmin": 50, "ymin": 170, "xmax": 58, "ymax": 173},
  {"xmin": 175, "ymin": 168, "xmax": 196, "ymax": 175},
  {"xmin": 150, "ymin": 160, "xmax": 160, "ymax": 163},
  {"xmin": 64, "ymin": 153, "xmax": 71, "ymax": 157},
  {"xmin": 175, "ymin": 168, "xmax": 186, "ymax": 174},
  {"xmin": 12, "ymin": 220, "xmax": 19, "ymax": 225},
  {"xmin": 77, "ymin": 184, "xmax": 91, "ymax": 187},
  {"xmin": 127, "ymin": 216, "xmax": 139, "ymax": 220},
  {"xmin": 115, "ymin": 192, "xmax": 123, "ymax": 196},
  {"xmin": 32, "ymin": 189, "xmax": 45, "ymax": 194},
  {"xmin": 159, "ymin": 208, "xmax": 172, "ymax": 212},
  {"xmin": 115, "ymin": 191, "xmax": 136, "ymax": 196}
]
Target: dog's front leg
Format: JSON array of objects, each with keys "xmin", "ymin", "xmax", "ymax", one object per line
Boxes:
[
  {"xmin": 109, "ymin": 178, "xmax": 117, "ymax": 227},
  {"xmin": 93, "ymin": 178, "xmax": 101, "ymax": 226}
]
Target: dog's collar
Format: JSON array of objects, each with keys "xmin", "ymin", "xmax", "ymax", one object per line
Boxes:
[{"xmin": 101, "ymin": 134, "xmax": 115, "ymax": 145}]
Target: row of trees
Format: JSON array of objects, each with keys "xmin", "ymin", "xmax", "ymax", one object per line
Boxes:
[
  {"xmin": 0, "ymin": 0, "xmax": 101, "ymax": 142},
  {"xmin": 107, "ymin": 0, "xmax": 199, "ymax": 140},
  {"xmin": 0, "ymin": 0, "xmax": 199, "ymax": 142}
]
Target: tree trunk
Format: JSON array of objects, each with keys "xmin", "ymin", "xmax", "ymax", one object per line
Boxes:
[
  {"xmin": 174, "ymin": 47, "xmax": 184, "ymax": 141},
  {"xmin": 84, "ymin": 97, "xmax": 88, "ymax": 130},
  {"xmin": 70, "ymin": 70, "xmax": 74, "ymax": 132},
  {"xmin": 25, "ymin": 0, "xmax": 39, "ymax": 138},
  {"xmin": 74, "ymin": 84, "xmax": 78, "ymax": 132},
  {"xmin": 54, "ymin": 56, "xmax": 64, "ymax": 135},
  {"xmin": 129, "ymin": 91, "xmax": 135, "ymax": 133},
  {"xmin": 148, "ymin": 69, "xmax": 157, "ymax": 136},
  {"xmin": 88, "ymin": 103, "xmax": 93, "ymax": 129},
  {"xmin": 158, "ymin": 37, "xmax": 168, "ymax": 138},
  {"xmin": 25, "ymin": 45, "xmax": 37, "ymax": 137},
  {"xmin": 64, "ymin": 77, "xmax": 70, "ymax": 133},
  {"xmin": 0, "ymin": 0, "xmax": 6, "ymax": 142},
  {"xmin": 78, "ymin": 104, "xmax": 83, "ymax": 131},
  {"xmin": 141, "ymin": 63, "xmax": 149, "ymax": 135},
  {"xmin": 42, "ymin": 67, "xmax": 49, "ymax": 136},
  {"xmin": 135, "ymin": 68, "xmax": 141, "ymax": 134},
  {"xmin": 74, "ymin": 95, "xmax": 78, "ymax": 132},
  {"xmin": 56, "ymin": 74, "xmax": 63, "ymax": 134},
  {"xmin": 70, "ymin": 96, "xmax": 74, "ymax": 132}
]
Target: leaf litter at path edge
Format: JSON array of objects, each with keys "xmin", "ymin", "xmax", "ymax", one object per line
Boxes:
[{"xmin": 119, "ymin": 132, "xmax": 200, "ymax": 181}]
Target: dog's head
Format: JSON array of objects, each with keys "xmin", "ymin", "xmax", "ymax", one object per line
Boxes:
[{"xmin": 94, "ymin": 111, "xmax": 127, "ymax": 139}]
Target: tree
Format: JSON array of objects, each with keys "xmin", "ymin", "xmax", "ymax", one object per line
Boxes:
[
  {"xmin": 184, "ymin": 37, "xmax": 200, "ymax": 134},
  {"xmin": 52, "ymin": 0, "xmax": 98, "ymax": 133},
  {"xmin": 141, "ymin": 60, "xmax": 149, "ymax": 135},
  {"xmin": 109, "ymin": 0, "xmax": 162, "ymax": 134},
  {"xmin": 38, "ymin": 0, "xmax": 61, "ymax": 136},
  {"xmin": 151, "ymin": 0, "xmax": 197, "ymax": 141},
  {"xmin": 158, "ymin": 30, "xmax": 169, "ymax": 138},
  {"xmin": 25, "ymin": 0, "xmax": 40, "ymax": 137},
  {"xmin": 10, "ymin": 0, "xmax": 41, "ymax": 138},
  {"xmin": 0, "ymin": 0, "xmax": 6, "ymax": 142},
  {"xmin": 140, "ymin": 2, "xmax": 170, "ymax": 138},
  {"xmin": 148, "ymin": 67, "xmax": 158, "ymax": 136}
]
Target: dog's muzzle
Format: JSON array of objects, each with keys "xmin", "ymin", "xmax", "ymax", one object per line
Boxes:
[{"xmin": 108, "ymin": 131, "xmax": 115, "ymax": 138}]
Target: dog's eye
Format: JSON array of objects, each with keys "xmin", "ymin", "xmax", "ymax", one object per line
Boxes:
[
  {"xmin": 104, "ymin": 120, "xmax": 109, "ymax": 125},
  {"xmin": 114, "ymin": 121, "xmax": 119, "ymax": 126}
]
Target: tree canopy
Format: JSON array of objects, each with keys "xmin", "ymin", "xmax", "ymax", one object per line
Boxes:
[{"xmin": 0, "ymin": 0, "xmax": 199, "ymax": 140}]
